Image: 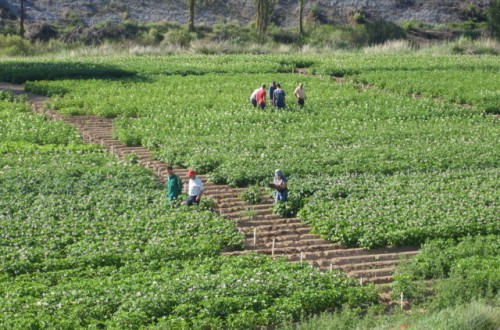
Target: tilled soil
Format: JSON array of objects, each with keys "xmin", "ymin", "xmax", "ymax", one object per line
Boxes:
[{"xmin": 2, "ymin": 83, "xmax": 420, "ymax": 302}]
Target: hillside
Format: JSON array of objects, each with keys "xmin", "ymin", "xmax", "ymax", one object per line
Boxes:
[{"xmin": 0, "ymin": 0, "xmax": 493, "ymax": 28}]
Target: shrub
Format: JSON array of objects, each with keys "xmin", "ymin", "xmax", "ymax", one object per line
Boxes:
[
  {"xmin": 432, "ymin": 256, "xmax": 500, "ymax": 308},
  {"xmin": 352, "ymin": 11, "xmax": 366, "ymax": 25},
  {"xmin": 363, "ymin": 20, "xmax": 407, "ymax": 45},
  {"xmin": 272, "ymin": 29, "xmax": 301, "ymax": 44},
  {"xmin": 239, "ymin": 185, "xmax": 263, "ymax": 204},
  {"xmin": 163, "ymin": 28, "xmax": 193, "ymax": 48},
  {"xmin": 0, "ymin": 35, "xmax": 33, "ymax": 56}
]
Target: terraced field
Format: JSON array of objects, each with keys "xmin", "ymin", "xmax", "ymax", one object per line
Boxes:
[{"xmin": 1, "ymin": 82, "xmax": 418, "ymax": 286}]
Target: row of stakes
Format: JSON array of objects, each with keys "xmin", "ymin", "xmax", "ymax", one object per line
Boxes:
[
  {"xmin": 252, "ymin": 228, "xmax": 347, "ymax": 276},
  {"xmin": 254, "ymin": 227, "xmax": 408, "ymax": 310}
]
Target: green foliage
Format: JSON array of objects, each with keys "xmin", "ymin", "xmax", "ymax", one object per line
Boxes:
[
  {"xmin": 0, "ymin": 60, "xmax": 135, "ymax": 84},
  {"xmin": 0, "ymin": 99, "xmax": 82, "ymax": 145},
  {"xmin": 488, "ymin": 0, "xmax": 500, "ymax": 39},
  {"xmin": 0, "ymin": 94, "xmax": 376, "ymax": 328},
  {"xmin": 392, "ymin": 236, "xmax": 500, "ymax": 306},
  {"xmin": 239, "ymin": 185, "xmax": 263, "ymax": 204},
  {"xmin": 352, "ymin": 11, "xmax": 366, "ymax": 24},
  {"xmin": 163, "ymin": 28, "xmax": 194, "ymax": 48},
  {"xmin": 10, "ymin": 54, "xmax": 497, "ymax": 252},
  {"xmin": 432, "ymin": 256, "xmax": 499, "ymax": 308},
  {"xmin": 283, "ymin": 300, "xmax": 500, "ymax": 330},
  {"xmin": 300, "ymin": 172, "xmax": 499, "ymax": 248},
  {"xmin": 0, "ymin": 35, "xmax": 33, "ymax": 56},
  {"xmin": 400, "ymin": 19, "xmax": 430, "ymax": 31},
  {"xmin": 353, "ymin": 66, "xmax": 500, "ymax": 114}
]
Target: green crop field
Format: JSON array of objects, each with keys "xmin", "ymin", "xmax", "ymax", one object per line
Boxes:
[{"xmin": 0, "ymin": 53, "xmax": 498, "ymax": 328}]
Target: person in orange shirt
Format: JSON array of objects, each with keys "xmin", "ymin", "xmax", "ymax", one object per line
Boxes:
[{"xmin": 255, "ymin": 84, "xmax": 267, "ymax": 109}]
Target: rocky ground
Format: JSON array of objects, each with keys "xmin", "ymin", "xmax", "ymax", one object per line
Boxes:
[{"xmin": 0, "ymin": 0, "xmax": 492, "ymax": 28}]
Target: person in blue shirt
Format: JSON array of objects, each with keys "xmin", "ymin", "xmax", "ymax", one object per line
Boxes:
[
  {"xmin": 269, "ymin": 81, "xmax": 277, "ymax": 107},
  {"xmin": 273, "ymin": 83, "xmax": 286, "ymax": 108},
  {"xmin": 273, "ymin": 169, "xmax": 288, "ymax": 202}
]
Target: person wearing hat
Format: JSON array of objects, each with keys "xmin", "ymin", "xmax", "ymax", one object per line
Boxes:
[
  {"xmin": 185, "ymin": 169, "xmax": 204, "ymax": 206},
  {"xmin": 166, "ymin": 165, "xmax": 182, "ymax": 202},
  {"xmin": 272, "ymin": 169, "xmax": 288, "ymax": 202}
]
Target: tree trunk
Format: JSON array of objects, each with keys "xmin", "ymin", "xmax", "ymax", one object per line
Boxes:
[
  {"xmin": 299, "ymin": 0, "xmax": 304, "ymax": 35},
  {"xmin": 188, "ymin": 0, "xmax": 195, "ymax": 32},
  {"xmin": 20, "ymin": 0, "xmax": 25, "ymax": 38},
  {"xmin": 255, "ymin": 0, "xmax": 273, "ymax": 36}
]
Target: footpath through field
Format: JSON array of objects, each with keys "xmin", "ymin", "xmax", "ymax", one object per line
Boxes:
[{"xmin": 1, "ymin": 82, "xmax": 419, "ymax": 298}]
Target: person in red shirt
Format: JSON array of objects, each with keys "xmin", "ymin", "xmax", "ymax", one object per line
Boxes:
[{"xmin": 255, "ymin": 84, "xmax": 267, "ymax": 109}]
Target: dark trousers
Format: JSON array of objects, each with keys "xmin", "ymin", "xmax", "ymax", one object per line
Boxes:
[{"xmin": 186, "ymin": 195, "xmax": 200, "ymax": 206}]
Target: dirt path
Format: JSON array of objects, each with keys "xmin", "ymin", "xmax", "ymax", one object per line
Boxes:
[{"xmin": 2, "ymin": 82, "xmax": 419, "ymax": 291}]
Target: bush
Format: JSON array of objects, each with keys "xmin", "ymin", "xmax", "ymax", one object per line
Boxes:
[
  {"xmin": 239, "ymin": 185, "xmax": 263, "ymax": 204},
  {"xmin": 392, "ymin": 236, "xmax": 500, "ymax": 306},
  {"xmin": 0, "ymin": 35, "xmax": 33, "ymax": 56},
  {"xmin": 163, "ymin": 28, "xmax": 194, "ymax": 48},
  {"xmin": 272, "ymin": 29, "xmax": 301, "ymax": 44},
  {"xmin": 432, "ymin": 256, "xmax": 499, "ymax": 308},
  {"xmin": 26, "ymin": 22, "xmax": 58, "ymax": 42},
  {"xmin": 363, "ymin": 20, "xmax": 407, "ymax": 45}
]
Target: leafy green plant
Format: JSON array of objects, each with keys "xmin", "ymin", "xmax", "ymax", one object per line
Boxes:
[{"xmin": 239, "ymin": 185, "xmax": 263, "ymax": 204}]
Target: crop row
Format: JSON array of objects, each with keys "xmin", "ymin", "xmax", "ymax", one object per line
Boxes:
[
  {"xmin": 3, "ymin": 54, "xmax": 499, "ymax": 83},
  {"xmin": 352, "ymin": 69, "xmax": 500, "ymax": 114},
  {"xmin": 297, "ymin": 170, "xmax": 499, "ymax": 248},
  {"xmin": 27, "ymin": 73, "xmax": 498, "ymax": 186}
]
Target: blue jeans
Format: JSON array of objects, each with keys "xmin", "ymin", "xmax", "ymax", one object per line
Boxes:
[{"xmin": 275, "ymin": 189, "xmax": 288, "ymax": 202}]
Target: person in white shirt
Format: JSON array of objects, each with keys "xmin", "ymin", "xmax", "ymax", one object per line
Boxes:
[
  {"xmin": 249, "ymin": 87, "xmax": 260, "ymax": 107},
  {"xmin": 185, "ymin": 169, "xmax": 204, "ymax": 206}
]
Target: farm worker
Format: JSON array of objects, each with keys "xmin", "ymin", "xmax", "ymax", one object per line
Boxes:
[
  {"xmin": 293, "ymin": 83, "xmax": 306, "ymax": 106},
  {"xmin": 273, "ymin": 83, "xmax": 286, "ymax": 108},
  {"xmin": 269, "ymin": 81, "xmax": 277, "ymax": 106},
  {"xmin": 249, "ymin": 87, "xmax": 260, "ymax": 107},
  {"xmin": 273, "ymin": 169, "xmax": 288, "ymax": 202},
  {"xmin": 166, "ymin": 165, "xmax": 182, "ymax": 202},
  {"xmin": 185, "ymin": 169, "xmax": 204, "ymax": 206},
  {"xmin": 256, "ymin": 83, "xmax": 267, "ymax": 109}
]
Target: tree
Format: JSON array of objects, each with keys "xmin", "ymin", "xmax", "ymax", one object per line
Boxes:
[
  {"xmin": 255, "ymin": 0, "xmax": 275, "ymax": 36},
  {"xmin": 487, "ymin": 0, "xmax": 500, "ymax": 39},
  {"xmin": 20, "ymin": 0, "xmax": 25, "ymax": 38},
  {"xmin": 185, "ymin": 0, "xmax": 220, "ymax": 33},
  {"xmin": 187, "ymin": 0, "xmax": 195, "ymax": 32},
  {"xmin": 299, "ymin": 0, "xmax": 305, "ymax": 35}
]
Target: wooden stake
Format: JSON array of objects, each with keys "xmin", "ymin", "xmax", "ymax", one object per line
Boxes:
[
  {"xmin": 329, "ymin": 263, "xmax": 333, "ymax": 272},
  {"xmin": 359, "ymin": 277, "xmax": 363, "ymax": 285},
  {"xmin": 400, "ymin": 292, "xmax": 404, "ymax": 310},
  {"xmin": 253, "ymin": 228, "xmax": 256, "ymax": 245},
  {"xmin": 300, "ymin": 251, "xmax": 303, "ymax": 262},
  {"xmin": 271, "ymin": 238, "xmax": 275, "ymax": 257}
]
